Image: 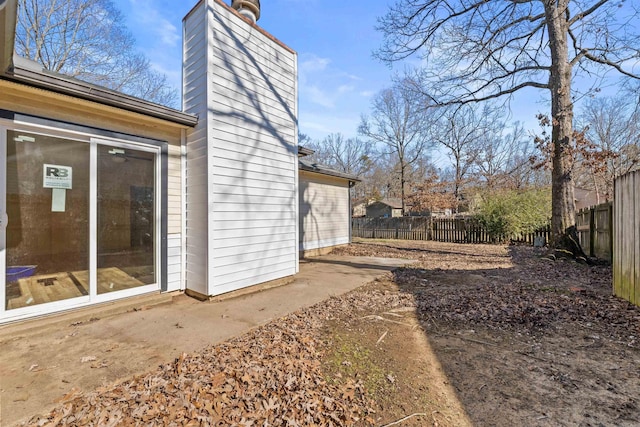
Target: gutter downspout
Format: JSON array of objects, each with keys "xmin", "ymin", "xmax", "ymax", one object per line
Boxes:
[{"xmin": 181, "ymin": 128, "xmax": 187, "ymax": 291}]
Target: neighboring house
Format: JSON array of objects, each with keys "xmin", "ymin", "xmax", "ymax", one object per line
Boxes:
[
  {"xmin": 366, "ymin": 199, "xmax": 404, "ymax": 218},
  {"xmin": 352, "ymin": 201, "xmax": 367, "ymax": 218},
  {"xmin": 0, "ymin": 0, "xmax": 357, "ymax": 323},
  {"xmin": 575, "ymin": 187, "xmax": 601, "ymax": 211}
]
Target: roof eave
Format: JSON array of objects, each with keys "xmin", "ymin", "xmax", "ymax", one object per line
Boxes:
[
  {"xmin": 298, "ymin": 162, "xmax": 361, "ymax": 183},
  {"xmin": 2, "ymin": 65, "xmax": 198, "ymax": 127},
  {"xmin": 1, "ymin": 0, "xmax": 196, "ymax": 128}
]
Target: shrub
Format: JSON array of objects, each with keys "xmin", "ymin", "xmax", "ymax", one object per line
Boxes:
[{"xmin": 475, "ymin": 188, "xmax": 551, "ymax": 241}]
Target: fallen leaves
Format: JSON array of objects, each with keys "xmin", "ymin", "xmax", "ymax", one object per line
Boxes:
[
  {"xmin": 338, "ymin": 240, "xmax": 638, "ymax": 346},
  {"xmin": 24, "ymin": 310, "xmax": 375, "ymax": 426}
]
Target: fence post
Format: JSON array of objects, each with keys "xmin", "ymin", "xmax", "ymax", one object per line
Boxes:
[
  {"xmin": 608, "ymin": 203, "xmax": 613, "ymax": 260},
  {"xmin": 589, "ymin": 207, "xmax": 595, "ymax": 257}
]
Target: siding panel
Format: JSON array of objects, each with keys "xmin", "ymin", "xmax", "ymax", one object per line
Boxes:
[
  {"xmin": 167, "ymin": 144, "xmax": 182, "ymax": 234},
  {"xmin": 299, "ymin": 172, "xmax": 350, "ymax": 251},
  {"xmin": 166, "ymin": 233, "xmax": 182, "ymax": 292}
]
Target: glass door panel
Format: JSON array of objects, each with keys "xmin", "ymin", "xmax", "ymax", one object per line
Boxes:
[
  {"xmin": 5, "ymin": 131, "xmax": 90, "ymax": 310},
  {"xmin": 97, "ymin": 145, "xmax": 156, "ymax": 294}
]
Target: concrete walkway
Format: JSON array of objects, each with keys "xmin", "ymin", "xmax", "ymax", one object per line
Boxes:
[{"xmin": 0, "ymin": 255, "xmax": 411, "ymax": 426}]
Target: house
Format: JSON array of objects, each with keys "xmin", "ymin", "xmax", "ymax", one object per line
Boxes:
[
  {"xmin": 352, "ymin": 201, "xmax": 367, "ymax": 218},
  {"xmin": 575, "ymin": 187, "xmax": 602, "ymax": 211},
  {"xmin": 0, "ymin": 0, "xmax": 357, "ymax": 322},
  {"xmin": 366, "ymin": 198, "xmax": 404, "ymax": 218}
]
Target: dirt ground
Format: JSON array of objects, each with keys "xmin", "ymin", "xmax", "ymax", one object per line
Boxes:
[
  {"xmin": 332, "ymin": 239, "xmax": 640, "ymax": 426},
  {"xmin": 19, "ymin": 239, "xmax": 640, "ymax": 426}
]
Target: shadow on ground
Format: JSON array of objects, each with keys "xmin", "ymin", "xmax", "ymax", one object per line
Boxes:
[{"xmin": 334, "ymin": 240, "xmax": 639, "ymax": 427}]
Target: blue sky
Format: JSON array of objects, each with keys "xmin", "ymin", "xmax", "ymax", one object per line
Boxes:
[{"xmin": 111, "ymin": 0, "xmax": 627, "ymax": 143}]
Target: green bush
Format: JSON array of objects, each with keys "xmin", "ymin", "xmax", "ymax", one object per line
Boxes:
[{"xmin": 475, "ymin": 188, "xmax": 551, "ymax": 240}]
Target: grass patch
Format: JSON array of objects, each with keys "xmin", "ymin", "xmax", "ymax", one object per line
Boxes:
[{"xmin": 323, "ymin": 331, "xmax": 389, "ymax": 398}]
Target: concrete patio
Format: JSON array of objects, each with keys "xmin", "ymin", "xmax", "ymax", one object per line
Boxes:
[{"xmin": 0, "ymin": 254, "xmax": 412, "ymax": 426}]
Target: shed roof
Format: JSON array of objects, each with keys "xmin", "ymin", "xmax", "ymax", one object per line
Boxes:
[
  {"xmin": 369, "ymin": 198, "xmax": 403, "ymax": 209},
  {"xmin": 298, "ymin": 158, "xmax": 361, "ymax": 183}
]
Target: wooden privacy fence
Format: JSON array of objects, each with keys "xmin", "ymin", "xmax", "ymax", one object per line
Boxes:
[
  {"xmin": 352, "ymin": 217, "xmax": 551, "ymax": 245},
  {"xmin": 576, "ymin": 203, "xmax": 613, "ymax": 262},
  {"xmin": 614, "ymin": 171, "xmax": 640, "ymax": 307}
]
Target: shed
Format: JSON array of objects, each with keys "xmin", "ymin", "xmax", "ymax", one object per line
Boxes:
[
  {"xmin": 298, "ymin": 154, "xmax": 359, "ymax": 257},
  {"xmin": 575, "ymin": 187, "xmax": 601, "ymax": 210},
  {"xmin": 366, "ymin": 199, "xmax": 404, "ymax": 218}
]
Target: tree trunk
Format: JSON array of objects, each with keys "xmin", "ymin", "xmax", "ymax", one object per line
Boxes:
[
  {"xmin": 400, "ymin": 160, "xmax": 406, "ymax": 215},
  {"xmin": 545, "ymin": 1, "xmax": 586, "ymax": 258}
]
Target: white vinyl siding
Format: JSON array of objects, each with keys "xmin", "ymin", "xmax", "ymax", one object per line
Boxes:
[
  {"xmin": 167, "ymin": 144, "xmax": 182, "ymax": 234},
  {"xmin": 167, "ymin": 234, "xmax": 182, "ymax": 291},
  {"xmin": 183, "ymin": 0, "xmax": 298, "ymax": 297},
  {"xmin": 299, "ymin": 172, "xmax": 350, "ymax": 251}
]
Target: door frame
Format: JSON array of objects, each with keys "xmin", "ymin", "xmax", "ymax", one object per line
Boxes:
[
  {"xmin": 0, "ymin": 124, "xmax": 6, "ymax": 314},
  {"xmin": 0, "ymin": 115, "xmax": 168, "ymax": 323},
  {"xmin": 90, "ymin": 137, "xmax": 163, "ymax": 305}
]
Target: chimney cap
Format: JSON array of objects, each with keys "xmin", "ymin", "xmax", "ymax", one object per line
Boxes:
[{"xmin": 231, "ymin": 0, "xmax": 260, "ymax": 22}]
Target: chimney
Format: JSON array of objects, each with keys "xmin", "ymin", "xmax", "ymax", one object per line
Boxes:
[{"xmin": 231, "ymin": 0, "xmax": 260, "ymax": 23}]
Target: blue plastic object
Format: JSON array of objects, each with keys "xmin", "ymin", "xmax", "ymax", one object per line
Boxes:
[{"xmin": 6, "ymin": 266, "xmax": 37, "ymax": 282}]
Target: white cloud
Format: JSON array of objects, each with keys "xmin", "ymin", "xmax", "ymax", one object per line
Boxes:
[
  {"xmin": 298, "ymin": 53, "xmax": 363, "ymax": 109},
  {"xmin": 299, "ymin": 53, "xmax": 331, "ymax": 73},
  {"xmin": 306, "ymin": 85, "xmax": 335, "ymax": 109},
  {"xmin": 128, "ymin": 0, "xmax": 180, "ymax": 47},
  {"xmin": 123, "ymin": 0, "xmax": 183, "ymax": 92},
  {"xmin": 299, "ymin": 111, "xmax": 362, "ymax": 140}
]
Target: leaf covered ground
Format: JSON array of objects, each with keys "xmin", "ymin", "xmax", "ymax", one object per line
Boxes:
[
  {"xmin": 23, "ymin": 239, "xmax": 640, "ymax": 426},
  {"xmin": 333, "ymin": 240, "xmax": 640, "ymax": 426}
]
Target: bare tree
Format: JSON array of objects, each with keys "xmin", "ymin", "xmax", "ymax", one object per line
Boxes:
[
  {"xmin": 15, "ymin": 0, "xmax": 177, "ymax": 106},
  {"xmin": 306, "ymin": 133, "xmax": 374, "ymax": 177},
  {"xmin": 376, "ymin": 0, "xmax": 640, "ymax": 253},
  {"xmin": 433, "ymin": 104, "xmax": 501, "ymax": 204},
  {"xmin": 575, "ymin": 96, "xmax": 640, "ymax": 200},
  {"xmin": 362, "ymin": 153, "xmax": 402, "ymax": 202},
  {"xmin": 359, "ymin": 82, "xmax": 434, "ymax": 214},
  {"xmin": 476, "ymin": 121, "xmax": 541, "ymax": 190},
  {"xmin": 298, "ymin": 132, "xmax": 313, "ymax": 148},
  {"xmin": 407, "ymin": 170, "xmax": 458, "ymax": 215}
]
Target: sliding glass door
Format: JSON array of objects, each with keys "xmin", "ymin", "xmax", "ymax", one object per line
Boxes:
[
  {"xmin": 1, "ymin": 127, "xmax": 160, "ymax": 319},
  {"xmin": 4, "ymin": 130, "xmax": 90, "ymax": 309},
  {"xmin": 97, "ymin": 144, "xmax": 156, "ymax": 294}
]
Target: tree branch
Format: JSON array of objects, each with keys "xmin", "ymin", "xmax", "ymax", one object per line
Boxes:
[{"xmin": 582, "ymin": 51, "xmax": 640, "ymax": 80}]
